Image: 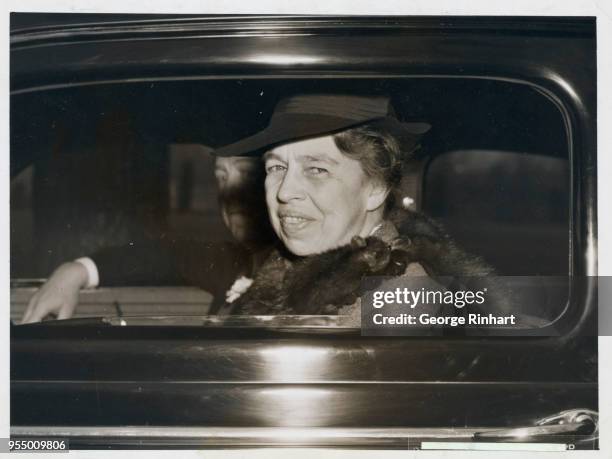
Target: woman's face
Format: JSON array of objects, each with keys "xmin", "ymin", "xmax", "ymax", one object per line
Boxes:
[{"xmin": 264, "ymin": 135, "xmax": 385, "ymax": 256}]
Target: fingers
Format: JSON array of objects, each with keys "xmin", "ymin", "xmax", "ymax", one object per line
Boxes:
[
  {"xmin": 21, "ymin": 293, "xmax": 49, "ymax": 324},
  {"xmin": 21, "ymin": 289, "xmax": 78, "ymax": 324},
  {"xmin": 19, "ymin": 262, "xmax": 87, "ymax": 324},
  {"xmin": 25, "ymin": 304, "xmax": 51, "ymax": 323},
  {"xmin": 21, "ymin": 297, "xmax": 35, "ymax": 324},
  {"xmin": 22, "ymin": 291, "xmax": 43, "ymax": 323},
  {"xmin": 22, "ymin": 296, "xmax": 75, "ymax": 323},
  {"xmin": 57, "ymin": 302, "xmax": 76, "ymax": 320}
]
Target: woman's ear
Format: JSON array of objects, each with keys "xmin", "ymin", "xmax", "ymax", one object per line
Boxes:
[{"xmin": 366, "ymin": 181, "xmax": 390, "ymax": 212}]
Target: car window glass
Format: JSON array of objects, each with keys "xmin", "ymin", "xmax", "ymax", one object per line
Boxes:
[{"xmin": 10, "ymin": 78, "xmax": 571, "ymax": 327}]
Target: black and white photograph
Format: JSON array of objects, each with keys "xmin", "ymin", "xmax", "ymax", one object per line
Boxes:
[{"xmin": 4, "ymin": 4, "xmax": 607, "ymax": 456}]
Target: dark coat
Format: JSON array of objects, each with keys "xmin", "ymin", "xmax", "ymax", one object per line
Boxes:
[{"xmin": 92, "ymin": 239, "xmax": 262, "ymax": 314}]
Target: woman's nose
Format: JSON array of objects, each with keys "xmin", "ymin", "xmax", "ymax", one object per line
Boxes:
[{"xmin": 276, "ymin": 169, "xmax": 306, "ymax": 203}]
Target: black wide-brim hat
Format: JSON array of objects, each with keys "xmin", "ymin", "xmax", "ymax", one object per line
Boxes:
[{"xmin": 213, "ymin": 94, "xmax": 431, "ymax": 157}]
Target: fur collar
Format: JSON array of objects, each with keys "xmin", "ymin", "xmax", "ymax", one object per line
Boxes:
[{"xmin": 229, "ymin": 210, "xmax": 494, "ymax": 315}]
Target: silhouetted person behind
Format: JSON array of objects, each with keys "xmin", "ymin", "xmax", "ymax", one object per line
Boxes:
[{"xmin": 22, "ymin": 156, "xmax": 275, "ymax": 322}]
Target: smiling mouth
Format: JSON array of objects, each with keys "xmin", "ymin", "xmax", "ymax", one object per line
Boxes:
[{"xmin": 278, "ymin": 213, "xmax": 314, "ymax": 233}]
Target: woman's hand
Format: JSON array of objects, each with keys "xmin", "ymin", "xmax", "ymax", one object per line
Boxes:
[{"xmin": 21, "ymin": 262, "xmax": 89, "ymax": 323}]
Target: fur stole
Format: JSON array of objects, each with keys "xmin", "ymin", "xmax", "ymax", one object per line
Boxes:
[{"xmin": 230, "ymin": 210, "xmax": 494, "ymax": 315}]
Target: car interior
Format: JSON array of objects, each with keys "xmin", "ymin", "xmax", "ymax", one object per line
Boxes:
[{"xmin": 10, "ymin": 77, "xmax": 570, "ymax": 324}]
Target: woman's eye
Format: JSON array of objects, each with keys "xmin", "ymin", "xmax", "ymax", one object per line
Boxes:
[
  {"xmin": 266, "ymin": 164, "xmax": 286, "ymax": 174},
  {"xmin": 306, "ymin": 167, "xmax": 328, "ymax": 176}
]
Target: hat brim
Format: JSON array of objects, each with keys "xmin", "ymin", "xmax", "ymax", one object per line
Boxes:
[{"xmin": 213, "ymin": 114, "xmax": 431, "ymax": 157}]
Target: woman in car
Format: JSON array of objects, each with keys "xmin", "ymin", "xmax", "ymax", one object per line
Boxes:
[
  {"xmin": 22, "ymin": 93, "xmax": 493, "ymax": 323},
  {"xmin": 214, "ymin": 93, "xmax": 494, "ymax": 317}
]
